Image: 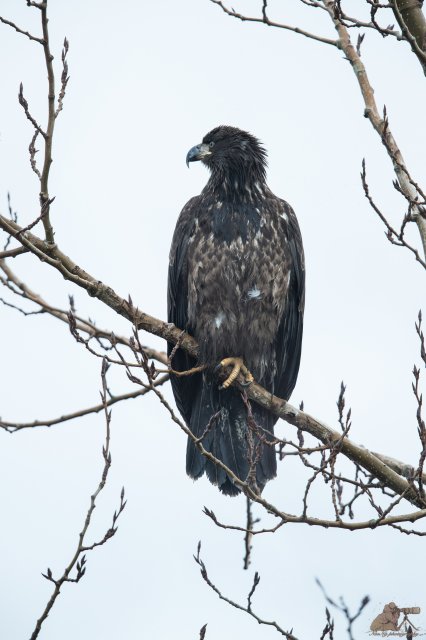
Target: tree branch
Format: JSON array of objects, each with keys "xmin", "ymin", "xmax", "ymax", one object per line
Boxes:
[
  {"xmin": 210, "ymin": 0, "xmax": 339, "ymax": 47},
  {"xmin": 322, "ymin": 0, "xmax": 426, "ymax": 262},
  {"xmin": 38, "ymin": 0, "xmax": 57, "ymax": 244},
  {"xmin": 392, "ymin": 0, "xmax": 426, "ymax": 74},
  {"xmin": 0, "ymin": 213, "xmax": 424, "ymax": 509},
  {"xmin": 0, "ymin": 14, "xmax": 44, "ymax": 44},
  {"xmin": 0, "ymin": 374, "xmax": 168, "ymax": 433},
  {"xmin": 194, "ymin": 542, "xmax": 298, "ymax": 639},
  {"xmin": 29, "ymin": 359, "xmax": 126, "ymax": 639},
  {"xmin": 211, "ymin": 0, "xmax": 426, "ymax": 263},
  {"xmin": 0, "ymin": 259, "xmax": 168, "ymax": 365},
  {"xmin": 0, "ymin": 246, "xmax": 29, "ymax": 259}
]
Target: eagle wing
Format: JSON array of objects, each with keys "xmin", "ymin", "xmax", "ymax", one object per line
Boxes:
[
  {"xmin": 167, "ymin": 197, "xmax": 199, "ymax": 425},
  {"xmin": 273, "ymin": 200, "xmax": 305, "ymax": 402}
]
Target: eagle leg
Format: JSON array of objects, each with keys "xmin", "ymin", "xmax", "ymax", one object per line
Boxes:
[{"xmin": 216, "ymin": 357, "xmax": 254, "ymax": 390}]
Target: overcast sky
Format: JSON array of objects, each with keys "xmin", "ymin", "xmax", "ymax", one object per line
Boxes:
[{"xmin": 1, "ymin": 1, "xmax": 426, "ymax": 638}]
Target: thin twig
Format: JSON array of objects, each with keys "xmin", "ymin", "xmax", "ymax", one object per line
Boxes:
[
  {"xmin": 243, "ymin": 497, "xmax": 260, "ymax": 570},
  {"xmin": 361, "ymin": 159, "xmax": 426, "ymax": 269},
  {"xmin": 55, "ymin": 38, "xmax": 69, "ymax": 118},
  {"xmin": 0, "ymin": 374, "xmax": 168, "ymax": 433},
  {"xmin": 194, "ymin": 542, "xmax": 298, "ymax": 639},
  {"xmin": 38, "ymin": 0, "xmax": 57, "ymax": 244},
  {"xmin": 0, "ymin": 259, "xmax": 168, "ymax": 365},
  {"xmin": 0, "ymin": 15, "xmax": 44, "ymax": 44},
  {"xmin": 316, "ymin": 579, "xmax": 370, "ymax": 640},
  {"xmin": 210, "ymin": 0, "xmax": 339, "ymax": 47},
  {"xmin": 18, "ymin": 83, "xmax": 46, "ymax": 138}
]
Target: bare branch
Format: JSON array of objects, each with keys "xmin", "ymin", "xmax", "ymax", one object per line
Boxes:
[
  {"xmin": 203, "ymin": 500, "xmax": 426, "ymax": 534},
  {"xmin": 0, "ymin": 246, "xmax": 29, "ymax": 259},
  {"xmin": 0, "ymin": 259, "xmax": 168, "ymax": 365},
  {"xmin": 29, "ymin": 129, "xmax": 42, "ymax": 179},
  {"xmin": 0, "ymin": 214, "xmax": 424, "ymax": 510},
  {"xmin": 2, "ymin": 193, "xmax": 18, "ymax": 251},
  {"xmin": 415, "ymin": 310, "xmax": 426, "ymax": 368},
  {"xmin": 194, "ymin": 543, "xmax": 298, "ymax": 639},
  {"xmin": 316, "ymin": 579, "xmax": 370, "ymax": 640},
  {"xmin": 38, "ymin": 0, "xmax": 58, "ymax": 244},
  {"xmin": 18, "ymin": 83, "xmax": 46, "ymax": 138},
  {"xmin": 413, "ymin": 365, "xmax": 426, "ymax": 496},
  {"xmin": 212, "ymin": 0, "xmax": 426, "ymax": 261},
  {"xmin": 0, "ymin": 14, "xmax": 44, "ymax": 44},
  {"xmin": 29, "ymin": 359, "xmax": 125, "ymax": 639},
  {"xmin": 243, "ymin": 497, "xmax": 259, "ymax": 570},
  {"xmin": 0, "ymin": 374, "xmax": 168, "ymax": 433},
  {"xmin": 392, "ymin": 0, "xmax": 426, "ymax": 74},
  {"xmin": 55, "ymin": 38, "xmax": 69, "ymax": 118},
  {"xmin": 17, "ymin": 196, "xmax": 55, "ymax": 237},
  {"xmin": 321, "ymin": 0, "xmax": 426, "ymax": 261},
  {"xmin": 333, "ymin": 2, "xmax": 403, "ymax": 41},
  {"xmin": 210, "ymin": 0, "xmax": 339, "ymax": 47},
  {"xmin": 320, "ymin": 608, "xmax": 335, "ymax": 640},
  {"xmin": 361, "ymin": 159, "xmax": 426, "ymax": 269},
  {"xmin": 26, "ymin": 1, "xmax": 45, "ymax": 9}
]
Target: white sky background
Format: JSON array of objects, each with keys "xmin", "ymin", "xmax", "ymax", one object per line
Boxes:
[{"xmin": 1, "ymin": 0, "xmax": 425, "ymax": 638}]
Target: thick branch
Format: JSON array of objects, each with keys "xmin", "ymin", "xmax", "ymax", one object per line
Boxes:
[
  {"xmin": 1, "ymin": 215, "xmax": 423, "ymax": 509},
  {"xmin": 392, "ymin": 0, "xmax": 426, "ymax": 74}
]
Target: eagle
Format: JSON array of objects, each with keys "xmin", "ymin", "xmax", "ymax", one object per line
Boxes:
[{"xmin": 167, "ymin": 126, "xmax": 305, "ymax": 495}]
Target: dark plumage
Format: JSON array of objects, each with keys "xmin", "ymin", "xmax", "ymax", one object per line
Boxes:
[{"xmin": 168, "ymin": 126, "xmax": 305, "ymax": 495}]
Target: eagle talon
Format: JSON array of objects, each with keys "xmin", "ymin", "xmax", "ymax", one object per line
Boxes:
[{"xmin": 216, "ymin": 357, "xmax": 254, "ymax": 389}]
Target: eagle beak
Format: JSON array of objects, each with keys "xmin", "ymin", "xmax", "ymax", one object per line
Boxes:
[{"xmin": 186, "ymin": 143, "xmax": 211, "ymax": 167}]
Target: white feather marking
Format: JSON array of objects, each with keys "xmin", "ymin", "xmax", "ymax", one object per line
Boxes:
[
  {"xmin": 247, "ymin": 287, "xmax": 262, "ymax": 299},
  {"xmin": 285, "ymin": 271, "xmax": 291, "ymax": 288},
  {"xmin": 215, "ymin": 311, "xmax": 225, "ymax": 328}
]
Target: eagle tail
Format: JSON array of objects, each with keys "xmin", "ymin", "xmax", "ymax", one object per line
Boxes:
[{"xmin": 186, "ymin": 377, "xmax": 277, "ymax": 496}]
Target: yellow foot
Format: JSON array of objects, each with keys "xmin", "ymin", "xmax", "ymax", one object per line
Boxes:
[{"xmin": 216, "ymin": 357, "xmax": 254, "ymax": 390}]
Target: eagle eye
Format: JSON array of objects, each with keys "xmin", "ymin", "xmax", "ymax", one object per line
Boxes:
[{"xmin": 208, "ymin": 141, "xmax": 215, "ymax": 148}]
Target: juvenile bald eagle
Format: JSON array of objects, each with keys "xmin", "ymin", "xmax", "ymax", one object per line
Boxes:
[{"xmin": 168, "ymin": 126, "xmax": 305, "ymax": 495}]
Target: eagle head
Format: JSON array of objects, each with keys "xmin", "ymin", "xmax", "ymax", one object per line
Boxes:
[{"xmin": 186, "ymin": 126, "xmax": 267, "ymax": 183}]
